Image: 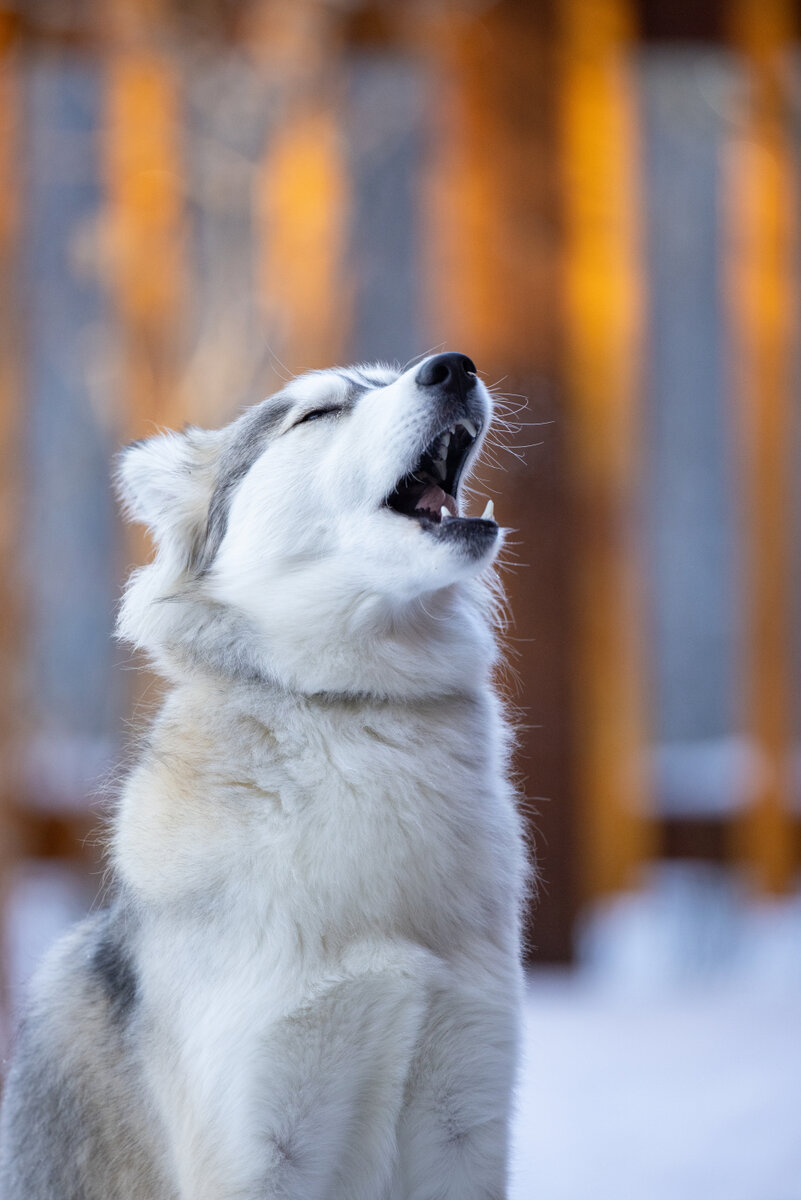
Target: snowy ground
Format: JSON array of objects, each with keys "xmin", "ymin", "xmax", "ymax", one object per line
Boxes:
[
  {"xmin": 512, "ymin": 866, "xmax": 801, "ymax": 1200},
  {"xmin": 5, "ymin": 861, "xmax": 801, "ymax": 1199},
  {"xmin": 513, "ymin": 971, "xmax": 801, "ymax": 1200}
]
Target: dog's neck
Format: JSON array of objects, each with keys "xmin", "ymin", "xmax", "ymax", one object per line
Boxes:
[
  {"xmin": 172, "ymin": 672, "xmax": 491, "ymax": 730},
  {"xmin": 143, "ymin": 578, "xmax": 499, "ymax": 706}
]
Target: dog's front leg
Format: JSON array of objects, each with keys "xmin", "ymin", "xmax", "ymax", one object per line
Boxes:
[
  {"xmin": 390, "ymin": 965, "xmax": 521, "ymax": 1200},
  {"xmin": 155, "ymin": 954, "xmax": 432, "ymax": 1200}
]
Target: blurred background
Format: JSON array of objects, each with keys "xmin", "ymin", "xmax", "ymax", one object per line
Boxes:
[{"xmin": 0, "ymin": 0, "xmax": 800, "ymax": 1196}]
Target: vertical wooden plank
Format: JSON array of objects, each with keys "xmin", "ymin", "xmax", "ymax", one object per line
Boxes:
[
  {"xmin": 257, "ymin": 103, "xmax": 348, "ymax": 375},
  {"xmin": 420, "ymin": 3, "xmax": 561, "ymax": 374},
  {"xmin": 558, "ymin": 0, "xmax": 654, "ymax": 901},
  {"xmin": 104, "ymin": 7, "xmax": 184, "ymax": 435},
  {"xmin": 726, "ymin": 0, "xmax": 798, "ymax": 893},
  {"xmin": 639, "ymin": 52, "xmax": 743, "ymax": 818},
  {"xmin": 420, "ymin": 2, "xmax": 577, "ymax": 960},
  {"xmin": 345, "ymin": 50, "xmax": 426, "ymax": 367},
  {"xmin": 420, "ymin": 11, "xmax": 510, "ymax": 371},
  {"xmin": 25, "ymin": 59, "xmax": 119, "ymax": 796},
  {"xmin": 182, "ymin": 50, "xmax": 274, "ymax": 421},
  {"xmin": 254, "ymin": 5, "xmax": 348, "ymax": 378},
  {"xmin": 0, "ymin": 9, "xmax": 22, "ymax": 1055}
]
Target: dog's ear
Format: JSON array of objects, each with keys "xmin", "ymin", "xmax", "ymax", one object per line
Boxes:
[{"xmin": 116, "ymin": 426, "xmax": 224, "ymax": 561}]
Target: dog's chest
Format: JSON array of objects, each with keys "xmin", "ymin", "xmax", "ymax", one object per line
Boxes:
[
  {"xmin": 237, "ymin": 704, "xmax": 497, "ymax": 940},
  {"xmin": 122, "ymin": 690, "xmax": 514, "ymax": 1054},
  {"xmin": 120, "ymin": 689, "xmax": 507, "ymax": 975}
]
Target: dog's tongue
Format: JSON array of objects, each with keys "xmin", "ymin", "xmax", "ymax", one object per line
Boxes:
[{"xmin": 415, "ymin": 484, "xmax": 457, "ymax": 517}]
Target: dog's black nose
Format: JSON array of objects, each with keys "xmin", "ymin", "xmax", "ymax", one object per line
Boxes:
[{"xmin": 415, "ymin": 352, "xmax": 477, "ymax": 392}]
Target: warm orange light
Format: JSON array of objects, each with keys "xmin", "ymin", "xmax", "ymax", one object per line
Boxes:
[{"xmin": 257, "ymin": 106, "xmax": 348, "ymax": 373}]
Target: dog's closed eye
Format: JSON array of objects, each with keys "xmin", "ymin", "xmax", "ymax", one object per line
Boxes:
[{"xmin": 291, "ymin": 406, "xmax": 342, "ymax": 428}]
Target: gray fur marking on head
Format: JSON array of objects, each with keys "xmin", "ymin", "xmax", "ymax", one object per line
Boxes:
[
  {"xmin": 193, "ymin": 400, "xmax": 291, "ymax": 574},
  {"xmin": 192, "ymin": 373, "xmax": 381, "ymax": 576}
]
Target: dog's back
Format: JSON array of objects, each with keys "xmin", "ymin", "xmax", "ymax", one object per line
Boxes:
[{"xmin": 1, "ymin": 909, "xmax": 171, "ymax": 1199}]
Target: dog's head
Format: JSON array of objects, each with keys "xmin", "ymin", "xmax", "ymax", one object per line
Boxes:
[{"xmin": 117, "ymin": 354, "xmax": 503, "ymax": 697}]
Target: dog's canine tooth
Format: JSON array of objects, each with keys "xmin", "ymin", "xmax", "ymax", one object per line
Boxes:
[
  {"xmin": 481, "ymin": 499, "xmax": 494, "ymax": 520},
  {"xmin": 461, "ymin": 419, "xmax": 478, "ymax": 439},
  {"xmin": 440, "ymin": 506, "xmax": 451, "ymax": 520}
]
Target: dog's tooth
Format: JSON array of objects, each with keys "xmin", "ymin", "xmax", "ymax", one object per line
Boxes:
[
  {"xmin": 449, "ymin": 425, "xmax": 456, "ymax": 436},
  {"xmin": 461, "ymin": 419, "xmax": 478, "ymax": 439},
  {"xmin": 440, "ymin": 506, "xmax": 451, "ymax": 521},
  {"xmin": 441, "ymin": 431, "xmax": 451, "ymax": 449},
  {"xmin": 481, "ymin": 499, "xmax": 495, "ymax": 520}
]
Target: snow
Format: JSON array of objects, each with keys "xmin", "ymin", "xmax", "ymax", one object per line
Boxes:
[
  {"xmin": 512, "ymin": 866, "xmax": 801, "ymax": 1200},
  {"xmin": 512, "ymin": 972, "xmax": 801, "ymax": 1200}
]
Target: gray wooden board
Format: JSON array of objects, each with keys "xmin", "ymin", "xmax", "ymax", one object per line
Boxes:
[
  {"xmin": 22, "ymin": 56, "xmax": 121, "ymax": 775},
  {"xmin": 182, "ymin": 49, "xmax": 283, "ymax": 418},
  {"xmin": 345, "ymin": 52, "xmax": 427, "ymax": 369},
  {"xmin": 638, "ymin": 49, "xmax": 744, "ymax": 812}
]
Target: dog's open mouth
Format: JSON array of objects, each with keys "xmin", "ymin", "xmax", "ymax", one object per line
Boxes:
[{"xmin": 385, "ymin": 419, "xmax": 485, "ymax": 525}]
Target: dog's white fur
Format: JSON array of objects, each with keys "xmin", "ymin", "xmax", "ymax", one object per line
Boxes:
[{"xmin": 0, "ymin": 359, "xmax": 526, "ymax": 1200}]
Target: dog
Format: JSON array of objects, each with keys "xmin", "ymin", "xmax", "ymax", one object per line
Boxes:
[{"xmin": 0, "ymin": 353, "xmax": 526, "ymax": 1199}]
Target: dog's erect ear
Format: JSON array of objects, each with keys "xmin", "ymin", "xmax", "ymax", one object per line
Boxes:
[{"xmin": 116, "ymin": 426, "xmax": 224, "ymax": 561}]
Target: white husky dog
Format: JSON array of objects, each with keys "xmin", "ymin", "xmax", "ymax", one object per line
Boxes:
[{"xmin": 0, "ymin": 353, "xmax": 526, "ymax": 1199}]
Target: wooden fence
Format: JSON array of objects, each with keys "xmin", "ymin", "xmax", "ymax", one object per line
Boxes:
[{"xmin": 0, "ymin": 1, "xmax": 799, "ymax": 1009}]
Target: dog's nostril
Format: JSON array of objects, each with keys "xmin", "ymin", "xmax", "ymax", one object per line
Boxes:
[
  {"xmin": 416, "ymin": 352, "xmax": 478, "ymax": 390},
  {"xmin": 419, "ymin": 358, "xmax": 450, "ymax": 387}
]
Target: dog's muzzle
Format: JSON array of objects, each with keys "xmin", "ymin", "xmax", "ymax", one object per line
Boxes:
[{"xmin": 384, "ymin": 352, "xmax": 497, "ymax": 549}]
